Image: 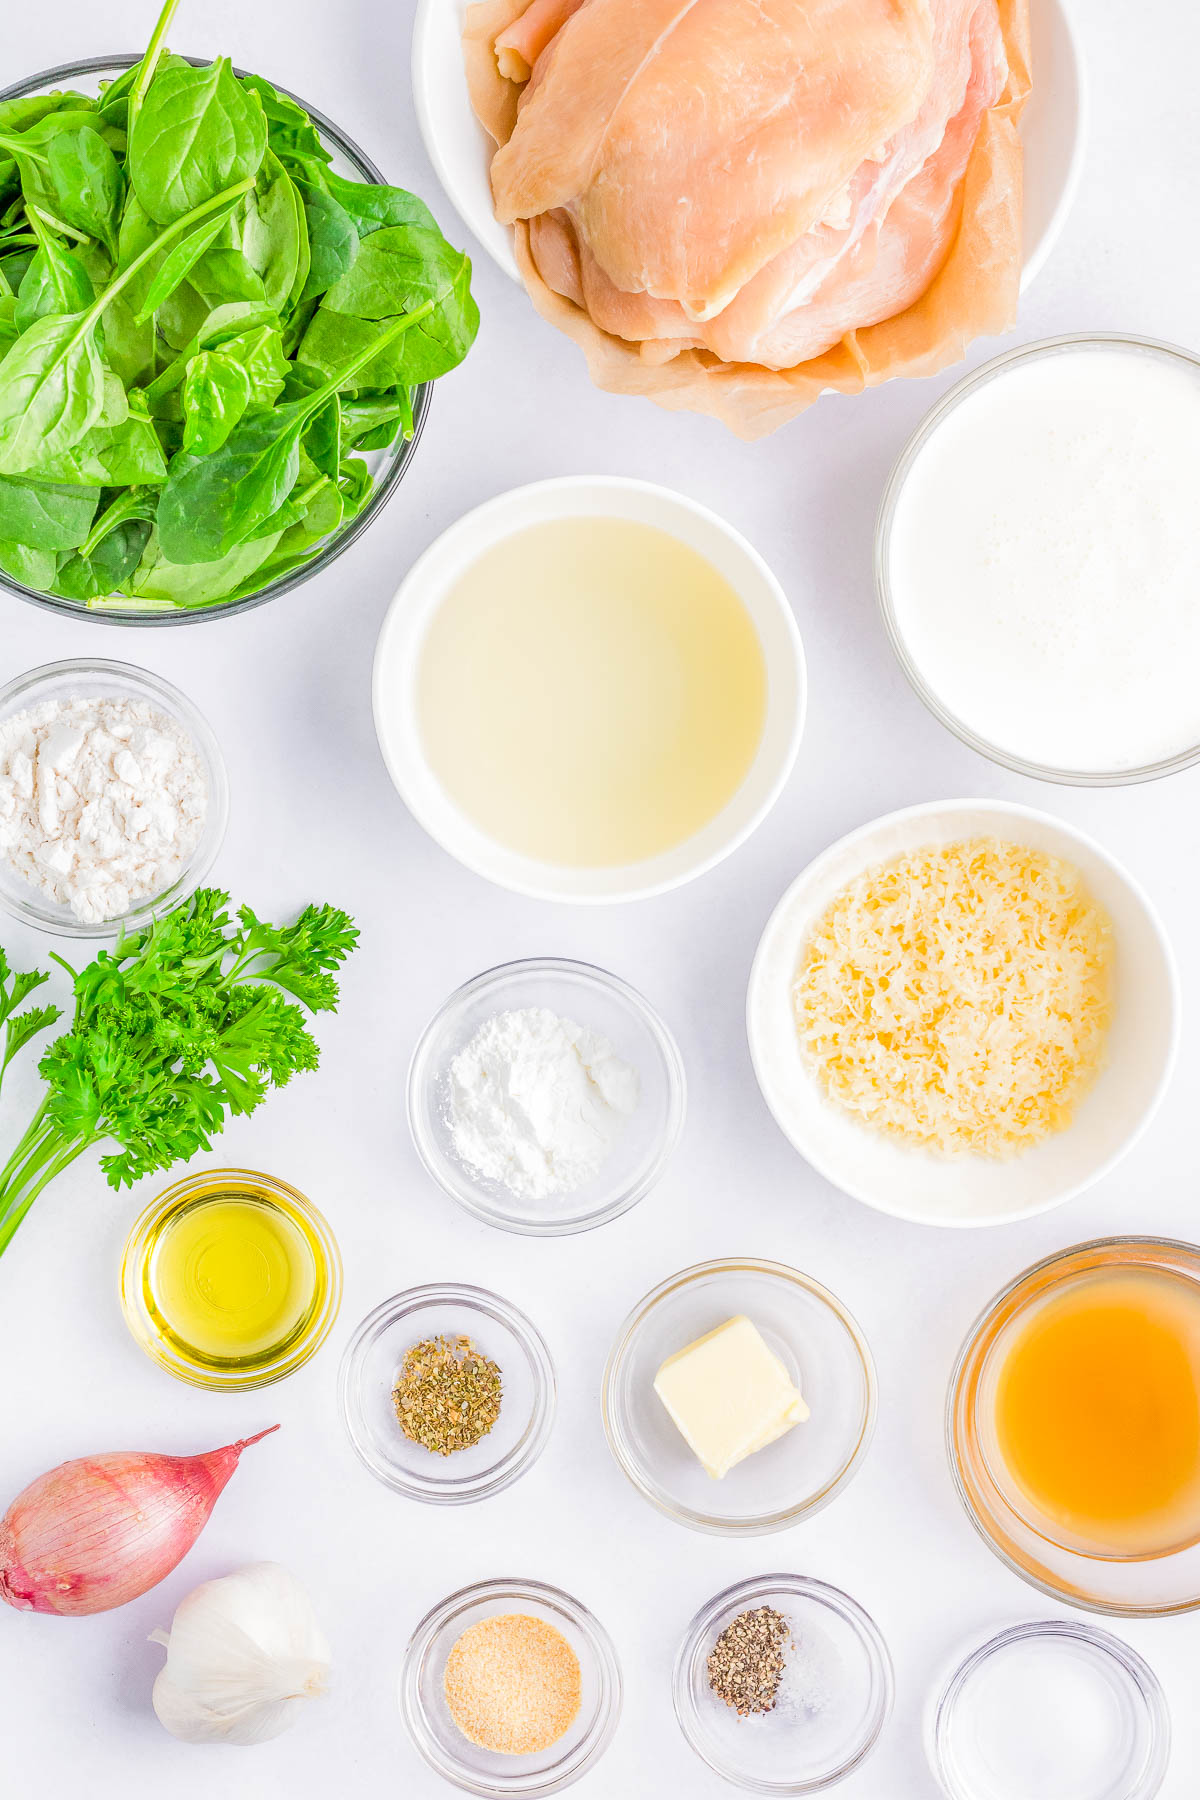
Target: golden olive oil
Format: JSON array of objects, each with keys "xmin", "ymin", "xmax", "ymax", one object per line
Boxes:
[
  {"xmin": 416, "ymin": 517, "xmax": 768, "ymax": 867},
  {"xmin": 993, "ymin": 1266, "xmax": 1200, "ymax": 1557},
  {"xmin": 139, "ymin": 1179, "xmax": 329, "ymax": 1373}
]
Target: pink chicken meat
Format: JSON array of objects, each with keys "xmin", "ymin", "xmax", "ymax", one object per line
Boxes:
[{"xmin": 465, "ymin": 0, "xmax": 1030, "ymax": 436}]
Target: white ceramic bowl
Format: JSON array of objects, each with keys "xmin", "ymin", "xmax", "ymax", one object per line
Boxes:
[
  {"xmin": 412, "ymin": 0, "xmax": 1085, "ymax": 296},
  {"xmin": 373, "ymin": 477, "xmax": 805, "ymax": 903},
  {"xmin": 747, "ymin": 800, "xmax": 1179, "ymax": 1228}
]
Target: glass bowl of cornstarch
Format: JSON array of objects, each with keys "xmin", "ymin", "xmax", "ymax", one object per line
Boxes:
[{"xmin": 407, "ymin": 957, "xmax": 686, "ymax": 1236}]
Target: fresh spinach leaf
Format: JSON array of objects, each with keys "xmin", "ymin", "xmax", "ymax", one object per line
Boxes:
[
  {"xmin": 0, "ymin": 310, "xmax": 106, "ymax": 474},
  {"xmin": 46, "ymin": 129, "xmax": 124, "ymax": 256},
  {"xmin": 296, "ymin": 177, "xmax": 357, "ymax": 300},
  {"xmin": 53, "ymin": 516, "xmax": 153, "ymax": 600},
  {"xmin": 189, "ymin": 246, "xmax": 268, "ymax": 307},
  {"xmin": 14, "ymin": 223, "xmax": 94, "ymax": 329},
  {"xmin": 156, "ymin": 401, "xmax": 307, "ymax": 561},
  {"xmin": 0, "ymin": 536, "xmax": 57, "ymax": 589},
  {"xmin": 131, "ymin": 195, "xmax": 241, "ymax": 323},
  {"xmin": 129, "ymin": 58, "xmax": 267, "ymax": 225},
  {"xmin": 0, "ymin": 474, "xmax": 98, "ymax": 548},
  {"xmin": 240, "ymin": 151, "xmax": 309, "ymax": 314},
  {"xmin": 33, "ymin": 398, "xmax": 168, "ymax": 485},
  {"xmin": 300, "ymin": 164, "xmax": 438, "ymax": 237},
  {"xmin": 303, "ymin": 392, "xmax": 341, "ymax": 480},
  {"xmin": 128, "ymin": 523, "xmax": 284, "ymax": 605},
  {"xmin": 181, "ymin": 350, "xmax": 251, "ymax": 455},
  {"xmin": 239, "ymin": 75, "xmax": 330, "ymax": 167}
]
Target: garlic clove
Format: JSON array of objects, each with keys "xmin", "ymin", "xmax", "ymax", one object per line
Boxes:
[{"xmin": 150, "ymin": 1562, "xmax": 330, "ymax": 1746}]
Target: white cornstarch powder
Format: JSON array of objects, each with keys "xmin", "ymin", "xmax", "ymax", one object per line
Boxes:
[
  {"xmin": 0, "ymin": 696, "xmax": 209, "ymax": 925},
  {"xmin": 446, "ymin": 1006, "xmax": 641, "ymax": 1200}
]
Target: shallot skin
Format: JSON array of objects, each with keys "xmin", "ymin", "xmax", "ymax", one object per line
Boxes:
[{"xmin": 0, "ymin": 1426, "xmax": 279, "ymax": 1617}]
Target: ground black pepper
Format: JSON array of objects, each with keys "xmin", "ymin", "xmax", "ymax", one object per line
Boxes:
[{"xmin": 707, "ymin": 1606, "xmax": 790, "ymax": 1716}]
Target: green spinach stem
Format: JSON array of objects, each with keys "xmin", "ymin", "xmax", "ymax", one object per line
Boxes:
[
  {"xmin": 126, "ymin": 0, "xmax": 184, "ymax": 142},
  {"xmin": 71, "ymin": 176, "xmax": 255, "ymax": 350}
]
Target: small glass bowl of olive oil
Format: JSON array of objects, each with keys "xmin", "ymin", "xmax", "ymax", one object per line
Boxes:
[{"xmin": 120, "ymin": 1169, "xmax": 342, "ymax": 1390}]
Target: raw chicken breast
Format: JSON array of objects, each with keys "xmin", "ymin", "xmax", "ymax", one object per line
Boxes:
[{"xmin": 464, "ymin": 0, "xmax": 1030, "ymax": 436}]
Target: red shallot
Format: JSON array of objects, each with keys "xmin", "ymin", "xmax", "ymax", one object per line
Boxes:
[{"xmin": 0, "ymin": 1425, "xmax": 279, "ymax": 1617}]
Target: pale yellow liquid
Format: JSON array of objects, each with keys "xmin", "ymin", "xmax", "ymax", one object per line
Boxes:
[{"xmin": 417, "ymin": 518, "xmax": 768, "ymax": 867}]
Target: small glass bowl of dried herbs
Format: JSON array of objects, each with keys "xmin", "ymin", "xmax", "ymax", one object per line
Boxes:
[
  {"xmin": 338, "ymin": 1283, "xmax": 555, "ymax": 1504},
  {"xmin": 393, "ymin": 1334, "xmax": 502, "ymax": 1456}
]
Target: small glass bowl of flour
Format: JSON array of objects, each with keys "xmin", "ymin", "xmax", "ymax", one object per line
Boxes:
[
  {"xmin": 0, "ymin": 658, "xmax": 227, "ymax": 937},
  {"xmin": 408, "ymin": 958, "xmax": 686, "ymax": 1234}
]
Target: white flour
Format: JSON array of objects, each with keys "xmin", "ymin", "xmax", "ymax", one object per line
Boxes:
[
  {"xmin": 446, "ymin": 1006, "xmax": 640, "ymax": 1199},
  {"xmin": 0, "ymin": 696, "xmax": 209, "ymax": 925}
]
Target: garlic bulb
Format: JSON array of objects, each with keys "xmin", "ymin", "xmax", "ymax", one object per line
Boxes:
[{"xmin": 150, "ymin": 1562, "xmax": 330, "ymax": 1745}]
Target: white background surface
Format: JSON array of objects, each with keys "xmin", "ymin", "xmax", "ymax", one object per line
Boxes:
[{"xmin": 2, "ymin": 1, "xmax": 1199, "ymax": 1795}]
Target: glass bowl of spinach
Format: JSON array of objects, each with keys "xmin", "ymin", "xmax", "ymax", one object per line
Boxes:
[{"xmin": 0, "ymin": 28, "xmax": 477, "ymax": 623}]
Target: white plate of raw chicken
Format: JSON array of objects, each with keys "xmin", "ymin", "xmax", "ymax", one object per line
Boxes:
[{"xmin": 413, "ymin": 0, "xmax": 1085, "ymax": 297}]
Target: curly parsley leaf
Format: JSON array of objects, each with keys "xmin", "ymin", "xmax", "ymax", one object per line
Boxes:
[{"xmin": 0, "ymin": 887, "xmax": 356, "ymax": 1241}]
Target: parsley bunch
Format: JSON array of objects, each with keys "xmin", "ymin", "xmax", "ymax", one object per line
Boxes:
[{"xmin": 0, "ymin": 888, "xmax": 356, "ymax": 1258}]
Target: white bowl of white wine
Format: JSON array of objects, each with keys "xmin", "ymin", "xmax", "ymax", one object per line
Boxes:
[{"xmin": 372, "ymin": 475, "xmax": 806, "ymax": 902}]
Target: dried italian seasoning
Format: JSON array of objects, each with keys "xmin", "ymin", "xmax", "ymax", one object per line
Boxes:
[
  {"xmin": 707, "ymin": 1606, "xmax": 790, "ymax": 1716},
  {"xmin": 393, "ymin": 1334, "xmax": 502, "ymax": 1455}
]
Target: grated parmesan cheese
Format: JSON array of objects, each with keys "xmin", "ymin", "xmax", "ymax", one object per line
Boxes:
[{"xmin": 792, "ymin": 838, "xmax": 1114, "ymax": 1157}]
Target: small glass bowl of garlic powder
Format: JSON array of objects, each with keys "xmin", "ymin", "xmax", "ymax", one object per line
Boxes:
[
  {"xmin": 0, "ymin": 658, "xmax": 227, "ymax": 938},
  {"xmin": 408, "ymin": 957, "xmax": 686, "ymax": 1235}
]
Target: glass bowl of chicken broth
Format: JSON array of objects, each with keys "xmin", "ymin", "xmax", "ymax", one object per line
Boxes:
[
  {"xmin": 950, "ymin": 1237, "xmax": 1200, "ymax": 1614},
  {"xmin": 0, "ymin": 56, "xmax": 432, "ymax": 625}
]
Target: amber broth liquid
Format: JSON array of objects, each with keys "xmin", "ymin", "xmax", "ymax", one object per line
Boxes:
[{"xmin": 993, "ymin": 1266, "xmax": 1200, "ymax": 1557}]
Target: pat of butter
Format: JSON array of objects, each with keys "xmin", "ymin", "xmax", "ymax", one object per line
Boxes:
[{"xmin": 653, "ymin": 1315, "xmax": 810, "ymax": 1480}]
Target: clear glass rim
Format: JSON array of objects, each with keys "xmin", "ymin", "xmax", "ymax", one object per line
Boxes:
[
  {"xmin": 406, "ymin": 956, "xmax": 688, "ymax": 1237},
  {"xmin": 946, "ymin": 1234, "xmax": 1200, "ymax": 1615},
  {"xmin": 672, "ymin": 1571, "xmax": 894, "ymax": 1794},
  {"xmin": 0, "ymin": 54, "xmax": 431, "ymax": 627},
  {"xmin": 118, "ymin": 1166, "xmax": 343, "ymax": 1390},
  {"xmin": 927, "ymin": 1619, "xmax": 1171, "ymax": 1800},
  {"xmin": 601, "ymin": 1256, "xmax": 878, "ymax": 1536},
  {"xmin": 0, "ymin": 656, "xmax": 229, "ymax": 937},
  {"xmin": 337, "ymin": 1281, "xmax": 557, "ymax": 1504},
  {"xmin": 875, "ymin": 331, "xmax": 1200, "ymax": 786},
  {"xmin": 398, "ymin": 1576, "xmax": 623, "ymax": 1797}
]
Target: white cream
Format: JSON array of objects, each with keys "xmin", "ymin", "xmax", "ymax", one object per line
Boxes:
[{"xmin": 888, "ymin": 343, "xmax": 1200, "ymax": 773}]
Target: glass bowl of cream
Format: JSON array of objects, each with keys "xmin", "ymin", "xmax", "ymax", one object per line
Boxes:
[
  {"xmin": 877, "ymin": 334, "xmax": 1200, "ymax": 784},
  {"xmin": 407, "ymin": 957, "xmax": 686, "ymax": 1236}
]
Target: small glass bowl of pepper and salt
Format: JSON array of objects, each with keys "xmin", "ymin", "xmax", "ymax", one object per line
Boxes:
[
  {"xmin": 337, "ymin": 1282, "xmax": 556, "ymax": 1505},
  {"xmin": 674, "ymin": 1573, "xmax": 894, "ymax": 1793}
]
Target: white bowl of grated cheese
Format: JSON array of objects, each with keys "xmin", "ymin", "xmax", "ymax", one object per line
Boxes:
[
  {"xmin": 0, "ymin": 659, "xmax": 228, "ymax": 939},
  {"xmin": 747, "ymin": 799, "xmax": 1179, "ymax": 1228}
]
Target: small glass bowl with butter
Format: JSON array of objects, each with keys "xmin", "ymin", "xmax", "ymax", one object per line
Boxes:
[{"xmin": 602, "ymin": 1258, "xmax": 877, "ymax": 1535}]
